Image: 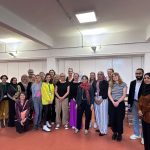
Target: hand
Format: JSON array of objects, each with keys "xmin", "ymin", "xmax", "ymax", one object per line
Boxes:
[
  {"xmin": 20, "ymin": 120, "xmax": 24, "ymax": 126},
  {"xmin": 75, "ymin": 104, "xmax": 78, "ymax": 109},
  {"xmin": 73, "ymin": 98, "xmax": 76, "ymax": 102},
  {"xmin": 113, "ymin": 101, "xmax": 119, "ymax": 107},
  {"xmin": 90, "ymin": 104, "xmax": 93, "ymax": 111},
  {"xmin": 138, "ymin": 110, "xmax": 143, "ymax": 117},
  {"xmin": 59, "ymin": 97, "xmax": 64, "ymax": 101}
]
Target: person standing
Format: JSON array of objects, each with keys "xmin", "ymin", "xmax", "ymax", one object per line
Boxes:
[
  {"xmin": 138, "ymin": 72, "xmax": 150, "ymax": 150},
  {"xmin": 75, "ymin": 75, "xmax": 94, "ymax": 134},
  {"xmin": 41, "ymin": 73, "xmax": 55, "ymax": 132},
  {"xmin": 69, "ymin": 73, "xmax": 80, "ymax": 129},
  {"xmin": 31, "ymin": 75, "xmax": 42, "ymax": 130},
  {"xmin": 55, "ymin": 73, "xmax": 70, "ymax": 130},
  {"xmin": 0, "ymin": 75, "xmax": 10, "ymax": 128},
  {"xmin": 66, "ymin": 68, "xmax": 74, "ymax": 82},
  {"xmin": 108, "ymin": 72, "xmax": 127, "ymax": 141},
  {"xmin": 128, "ymin": 68, "xmax": 144, "ymax": 144},
  {"xmin": 94, "ymin": 71, "xmax": 109, "ymax": 136},
  {"xmin": 7, "ymin": 77, "xmax": 21, "ymax": 127}
]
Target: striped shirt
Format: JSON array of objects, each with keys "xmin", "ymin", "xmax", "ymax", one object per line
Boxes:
[{"xmin": 111, "ymin": 82, "xmax": 127, "ymax": 101}]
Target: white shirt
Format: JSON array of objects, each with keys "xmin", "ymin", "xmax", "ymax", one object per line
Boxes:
[{"xmin": 134, "ymin": 80, "xmax": 142, "ymax": 101}]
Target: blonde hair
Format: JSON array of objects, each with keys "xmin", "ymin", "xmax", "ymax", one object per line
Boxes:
[{"xmin": 109, "ymin": 72, "xmax": 123, "ymax": 88}]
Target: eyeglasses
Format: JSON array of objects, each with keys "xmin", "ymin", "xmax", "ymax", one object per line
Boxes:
[{"xmin": 136, "ymin": 73, "xmax": 142, "ymax": 75}]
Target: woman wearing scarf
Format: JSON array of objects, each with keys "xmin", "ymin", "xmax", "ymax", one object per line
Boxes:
[
  {"xmin": 138, "ymin": 72, "xmax": 150, "ymax": 150},
  {"xmin": 75, "ymin": 75, "xmax": 94, "ymax": 134},
  {"xmin": 94, "ymin": 71, "xmax": 108, "ymax": 136},
  {"xmin": 7, "ymin": 77, "xmax": 21, "ymax": 127}
]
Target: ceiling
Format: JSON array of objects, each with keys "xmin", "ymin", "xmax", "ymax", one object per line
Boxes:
[{"xmin": 0, "ymin": 0, "xmax": 150, "ymax": 52}]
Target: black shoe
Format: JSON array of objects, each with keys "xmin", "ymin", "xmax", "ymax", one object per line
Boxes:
[
  {"xmin": 116, "ymin": 134, "xmax": 122, "ymax": 142},
  {"xmin": 95, "ymin": 129, "xmax": 100, "ymax": 132},
  {"xmin": 99, "ymin": 133, "xmax": 106, "ymax": 136},
  {"xmin": 112, "ymin": 133, "xmax": 117, "ymax": 140}
]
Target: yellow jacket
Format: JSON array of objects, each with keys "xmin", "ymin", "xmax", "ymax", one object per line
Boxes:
[{"xmin": 41, "ymin": 82, "xmax": 55, "ymax": 105}]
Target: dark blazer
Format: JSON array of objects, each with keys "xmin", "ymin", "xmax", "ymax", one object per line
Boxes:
[
  {"xmin": 128, "ymin": 80, "xmax": 144, "ymax": 107},
  {"xmin": 98, "ymin": 80, "xmax": 109, "ymax": 99},
  {"xmin": 76, "ymin": 85, "xmax": 94, "ymax": 106}
]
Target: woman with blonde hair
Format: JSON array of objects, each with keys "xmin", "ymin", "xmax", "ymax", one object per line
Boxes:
[{"xmin": 108, "ymin": 72, "xmax": 127, "ymax": 141}]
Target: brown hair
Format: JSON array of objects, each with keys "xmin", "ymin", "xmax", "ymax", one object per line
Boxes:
[{"xmin": 109, "ymin": 72, "xmax": 123, "ymax": 87}]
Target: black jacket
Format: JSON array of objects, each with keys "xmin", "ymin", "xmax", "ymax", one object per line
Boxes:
[{"xmin": 128, "ymin": 80, "xmax": 144, "ymax": 107}]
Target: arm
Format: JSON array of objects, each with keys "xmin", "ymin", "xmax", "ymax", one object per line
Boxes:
[
  {"xmin": 90, "ymin": 86, "xmax": 94, "ymax": 105},
  {"xmin": 118, "ymin": 86, "xmax": 127, "ymax": 103},
  {"xmin": 108, "ymin": 86, "xmax": 114, "ymax": 103}
]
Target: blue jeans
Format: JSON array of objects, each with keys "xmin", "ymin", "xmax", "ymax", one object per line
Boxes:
[
  {"xmin": 132, "ymin": 101, "xmax": 143, "ymax": 137},
  {"xmin": 33, "ymin": 97, "xmax": 42, "ymax": 127}
]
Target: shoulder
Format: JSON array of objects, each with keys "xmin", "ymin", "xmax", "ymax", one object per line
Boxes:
[{"xmin": 121, "ymin": 82, "xmax": 127, "ymax": 88}]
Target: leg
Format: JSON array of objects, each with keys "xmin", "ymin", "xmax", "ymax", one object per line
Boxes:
[
  {"xmin": 85, "ymin": 102, "xmax": 91, "ymax": 130},
  {"xmin": 62, "ymin": 98, "xmax": 69, "ymax": 125},
  {"xmin": 76, "ymin": 103, "xmax": 85, "ymax": 130},
  {"xmin": 38, "ymin": 98, "xmax": 43, "ymax": 126},
  {"xmin": 0, "ymin": 101, "xmax": 5, "ymax": 127},
  {"xmin": 55, "ymin": 98, "xmax": 62, "ymax": 125},
  {"xmin": 99, "ymin": 99, "xmax": 108, "ymax": 134},
  {"xmin": 16, "ymin": 121, "xmax": 24, "ymax": 133},
  {"xmin": 132, "ymin": 101, "xmax": 140, "ymax": 136},
  {"xmin": 4, "ymin": 100, "xmax": 9, "ymax": 126},
  {"xmin": 94, "ymin": 102, "xmax": 100, "ymax": 130},
  {"xmin": 42, "ymin": 105, "xmax": 49, "ymax": 125},
  {"xmin": 51, "ymin": 99, "xmax": 56, "ymax": 123},
  {"xmin": 69, "ymin": 99, "xmax": 76, "ymax": 127}
]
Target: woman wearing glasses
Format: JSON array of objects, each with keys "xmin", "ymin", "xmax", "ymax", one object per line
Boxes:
[{"xmin": 55, "ymin": 73, "xmax": 70, "ymax": 130}]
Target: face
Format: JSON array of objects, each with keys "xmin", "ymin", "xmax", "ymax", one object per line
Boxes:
[
  {"xmin": 35, "ymin": 76, "xmax": 41, "ymax": 83},
  {"xmin": 12, "ymin": 78, "xmax": 17, "ymax": 84},
  {"xmin": 39, "ymin": 72, "xmax": 45, "ymax": 80},
  {"xmin": 90, "ymin": 73, "xmax": 95, "ymax": 80},
  {"xmin": 135, "ymin": 70, "xmax": 143, "ymax": 80},
  {"xmin": 107, "ymin": 70, "xmax": 113, "ymax": 78},
  {"xmin": 32, "ymin": 75, "xmax": 36, "ymax": 82},
  {"xmin": 68, "ymin": 69, "xmax": 73, "ymax": 76},
  {"xmin": 144, "ymin": 75, "xmax": 150, "ymax": 84},
  {"xmin": 20, "ymin": 93, "xmax": 26, "ymax": 101},
  {"xmin": 82, "ymin": 77, "xmax": 88, "ymax": 84},
  {"xmin": 112, "ymin": 74, "xmax": 119, "ymax": 82},
  {"xmin": 46, "ymin": 75, "xmax": 51, "ymax": 82},
  {"xmin": 97, "ymin": 72, "xmax": 104, "ymax": 80},
  {"xmin": 49, "ymin": 70, "xmax": 55, "ymax": 77},
  {"xmin": 28, "ymin": 71, "xmax": 34, "ymax": 77},
  {"xmin": 73, "ymin": 73, "xmax": 79, "ymax": 81},
  {"xmin": 60, "ymin": 73, "xmax": 66, "ymax": 81},
  {"xmin": 22, "ymin": 76, "xmax": 28, "ymax": 83},
  {"xmin": 1, "ymin": 76, "xmax": 7, "ymax": 83}
]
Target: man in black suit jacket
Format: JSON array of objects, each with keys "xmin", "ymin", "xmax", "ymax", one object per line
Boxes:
[{"xmin": 128, "ymin": 68, "xmax": 144, "ymax": 144}]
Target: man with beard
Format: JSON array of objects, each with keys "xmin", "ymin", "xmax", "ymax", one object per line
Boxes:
[{"xmin": 128, "ymin": 68, "xmax": 144, "ymax": 144}]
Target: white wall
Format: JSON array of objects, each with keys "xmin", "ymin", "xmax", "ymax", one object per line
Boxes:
[
  {"xmin": 58, "ymin": 56, "xmax": 144, "ymax": 90},
  {"xmin": 0, "ymin": 60, "xmax": 47, "ymax": 81}
]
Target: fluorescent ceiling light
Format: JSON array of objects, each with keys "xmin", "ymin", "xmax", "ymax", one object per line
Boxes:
[
  {"xmin": 76, "ymin": 11, "xmax": 97, "ymax": 23},
  {"xmin": 0, "ymin": 38, "xmax": 21, "ymax": 43},
  {"xmin": 81, "ymin": 28, "xmax": 107, "ymax": 35}
]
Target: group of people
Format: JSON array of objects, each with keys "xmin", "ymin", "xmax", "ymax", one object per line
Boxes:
[{"xmin": 0, "ymin": 67, "xmax": 149, "ymax": 150}]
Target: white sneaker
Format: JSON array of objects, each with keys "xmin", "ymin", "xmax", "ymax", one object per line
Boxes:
[
  {"xmin": 46, "ymin": 121, "xmax": 51, "ymax": 128},
  {"xmin": 64, "ymin": 124, "xmax": 69, "ymax": 130},
  {"xmin": 84, "ymin": 129, "xmax": 89, "ymax": 135},
  {"xmin": 130, "ymin": 134, "xmax": 141, "ymax": 140},
  {"xmin": 43, "ymin": 125, "xmax": 51, "ymax": 132},
  {"xmin": 93, "ymin": 122, "xmax": 97, "ymax": 129},
  {"xmin": 75, "ymin": 128, "xmax": 79, "ymax": 133},
  {"xmin": 55, "ymin": 124, "xmax": 60, "ymax": 130},
  {"xmin": 51, "ymin": 122, "xmax": 55, "ymax": 125},
  {"xmin": 141, "ymin": 138, "xmax": 144, "ymax": 145}
]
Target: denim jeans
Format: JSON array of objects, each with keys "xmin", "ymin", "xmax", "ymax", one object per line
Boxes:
[
  {"xmin": 132, "ymin": 101, "xmax": 143, "ymax": 137},
  {"xmin": 33, "ymin": 97, "xmax": 42, "ymax": 127}
]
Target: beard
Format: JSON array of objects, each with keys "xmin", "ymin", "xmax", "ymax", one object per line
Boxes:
[{"xmin": 136, "ymin": 76, "xmax": 143, "ymax": 81}]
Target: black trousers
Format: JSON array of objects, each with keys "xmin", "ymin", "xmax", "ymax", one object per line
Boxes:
[
  {"xmin": 77, "ymin": 101, "xmax": 91, "ymax": 130},
  {"xmin": 43, "ymin": 104, "xmax": 51, "ymax": 125},
  {"xmin": 110, "ymin": 101, "xmax": 125, "ymax": 134},
  {"xmin": 49, "ymin": 100, "xmax": 56, "ymax": 123},
  {"xmin": 108, "ymin": 99, "xmax": 112, "ymax": 126},
  {"xmin": 16, "ymin": 119, "xmax": 29, "ymax": 133},
  {"xmin": 8, "ymin": 99, "xmax": 16, "ymax": 127},
  {"xmin": 142, "ymin": 120, "xmax": 150, "ymax": 150}
]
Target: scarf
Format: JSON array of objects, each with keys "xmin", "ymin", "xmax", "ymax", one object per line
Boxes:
[
  {"xmin": 142, "ymin": 73, "xmax": 150, "ymax": 96},
  {"xmin": 80, "ymin": 82, "xmax": 90, "ymax": 103}
]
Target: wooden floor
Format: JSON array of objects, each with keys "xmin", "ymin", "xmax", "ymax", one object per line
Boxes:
[{"xmin": 0, "ymin": 121, "xmax": 143, "ymax": 150}]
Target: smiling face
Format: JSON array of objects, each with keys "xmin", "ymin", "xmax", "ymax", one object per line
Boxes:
[
  {"xmin": 73, "ymin": 73, "xmax": 79, "ymax": 81},
  {"xmin": 144, "ymin": 74, "xmax": 150, "ymax": 84},
  {"xmin": 82, "ymin": 76, "xmax": 88, "ymax": 84},
  {"xmin": 97, "ymin": 72, "xmax": 104, "ymax": 80},
  {"xmin": 68, "ymin": 68, "xmax": 73, "ymax": 76},
  {"xmin": 112, "ymin": 74, "xmax": 119, "ymax": 82},
  {"xmin": 60, "ymin": 73, "xmax": 66, "ymax": 82},
  {"xmin": 45, "ymin": 74, "xmax": 51, "ymax": 82},
  {"xmin": 90, "ymin": 72, "xmax": 95, "ymax": 81},
  {"xmin": 135, "ymin": 69, "xmax": 143, "ymax": 81},
  {"xmin": 19, "ymin": 93, "xmax": 26, "ymax": 101},
  {"xmin": 12, "ymin": 78, "xmax": 17, "ymax": 84}
]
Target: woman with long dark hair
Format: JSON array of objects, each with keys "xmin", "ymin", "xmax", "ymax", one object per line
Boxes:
[
  {"xmin": 15, "ymin": 92, "xmax": 30, "ymax": 133},
  {"xmin": 138, "ymin": 72, "xmax": 150, "ymax": 150},
  {"xmin": 75, "ymin": 75, "xmax": 94, "ymax": 134},
  {"xmin": 7, "ymin": 77, "xmax": 21, "ymax": 127}
]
